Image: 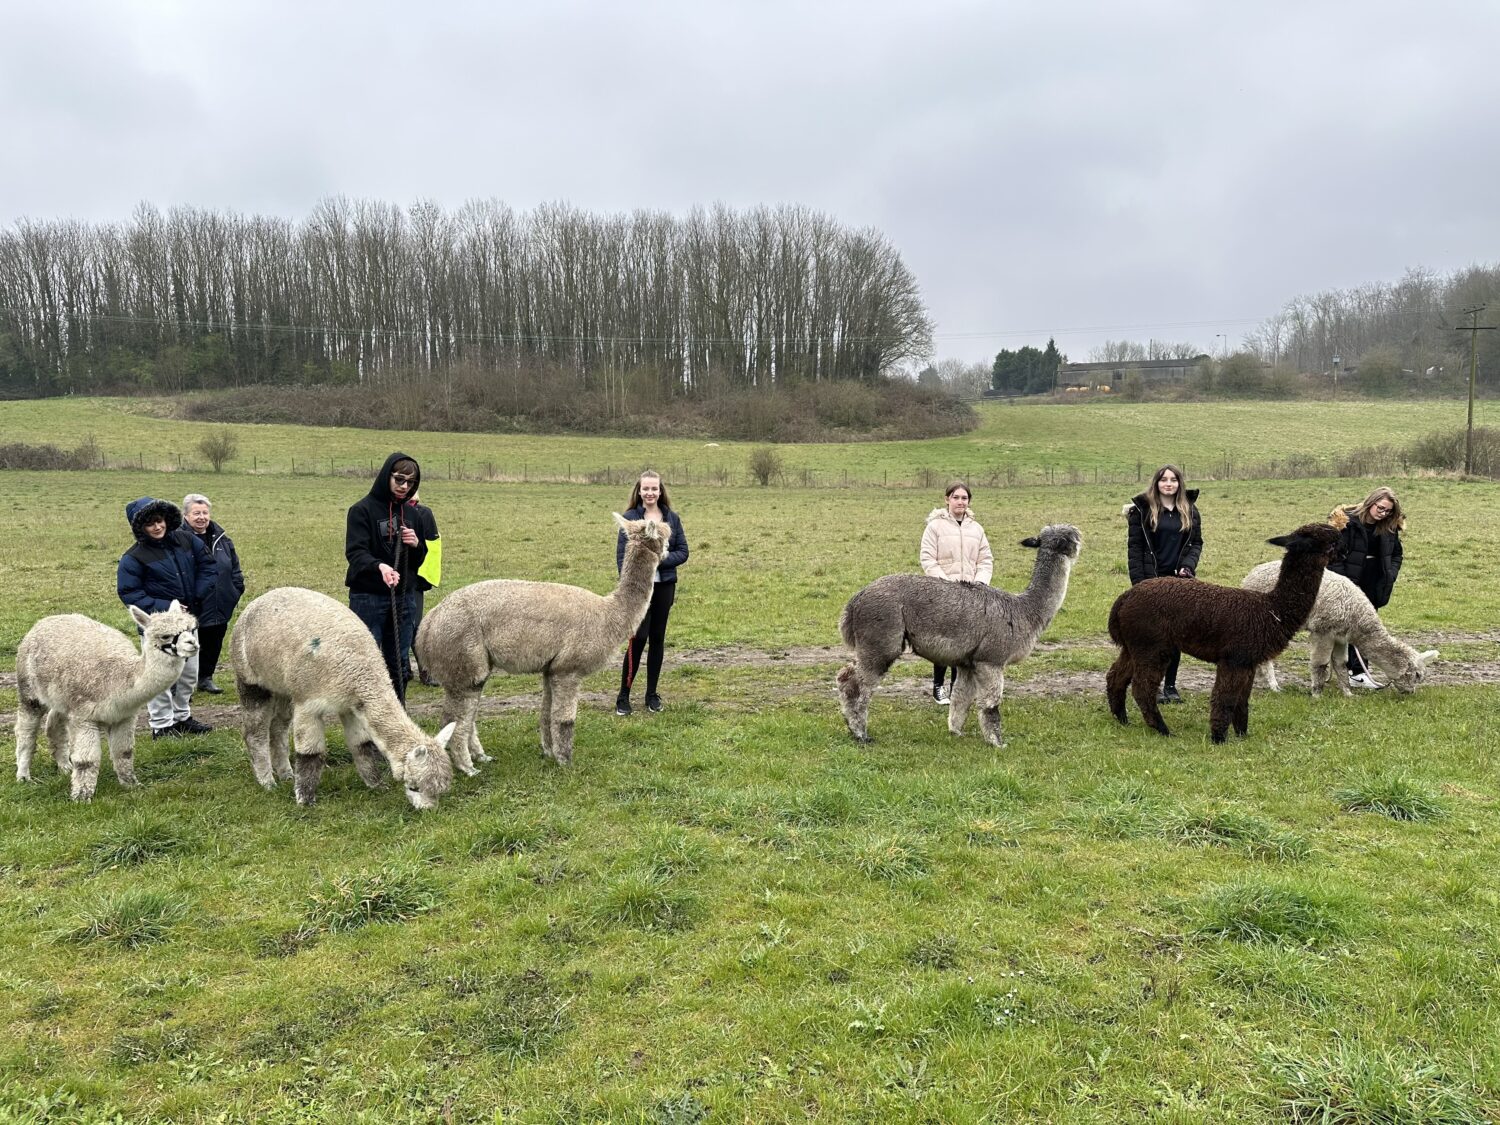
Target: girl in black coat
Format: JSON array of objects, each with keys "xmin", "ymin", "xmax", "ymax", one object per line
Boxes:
[
  {"xmin": 614, "ymin": 469, "xmax": 689, "ymax": 716},
  {"xmin": 1328, "ymin": 485, "xmax": 1405, "ymax": 687},
  {"xmin": 1124, "ymin": 464, "xmax": 1204, "ymax": 703}
]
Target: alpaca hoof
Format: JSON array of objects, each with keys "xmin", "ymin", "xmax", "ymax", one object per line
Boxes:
[
  {"xmin": 473, "ymin": 750, "xmax": 492, "ymax": 764},
  {"xmin": 458, "ymin": 763, "xmax": 481, "ymax": 778}
]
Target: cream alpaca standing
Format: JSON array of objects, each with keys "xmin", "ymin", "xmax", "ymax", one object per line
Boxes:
[
  {"xmin": 1242, "ymin": 562, "xmax": 1437, "ymax": 695},
  {"xmin": 415, "ymin": 514, "xmax": 670, "ymax": 770},
  {"xmin": 230, "ymin": 587, "xmax": 456, "ymax": 810},
  {"xmin": 14, "ymin": 603, "xmax": 199, "ymax": 802}
]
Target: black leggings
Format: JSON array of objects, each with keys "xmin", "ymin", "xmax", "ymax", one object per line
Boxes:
[
  {"xmin": 198, "ymin": 623, "xmax": 228, "ymax": 681},
  {"xmin": 1164, "ymin": 649, "xmax": 1181, "ymax": 688},
  {"xmin": 620, "ymin": 582, "xmax": 676, "ymax": 698},
  {"xmin": 932, "ymin": 664, "xmax": 957, "ymax": 689}
]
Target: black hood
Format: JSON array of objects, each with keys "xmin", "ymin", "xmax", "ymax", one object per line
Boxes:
[
  {"xmin": 368, "ymin": 451, "xmax": 421, "ymax": 505},
  {"xmin": 125, "ymin": 497, "xmax": 182, "ymax": 543}
]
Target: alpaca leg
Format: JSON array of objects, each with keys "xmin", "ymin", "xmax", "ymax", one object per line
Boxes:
[
  {"xmin": 1105, "ymin": 654, "xmax": 1132, "ymax": 724},
  {"xmin": 238, "ymin": 682, "xmax": 279, "ymax": 789},
  {"xmin": 1224, "ymin": 666, "xmax": 1256, "ymax": 738},
  {"xmin": 348, "ymin": 741, "xmax": 388, "ymax": 789},
  {"xmin": 972, "ymin": 665, "xmax": 1008, "ymax": 748},
  {"xmin": 437, "ymin": 687, "xmax": 482, "ymax": 776},
  {"xmin": 1209, "ymin": 666, "xmax": 1256, "ymax": 742},
  {"xmin": 546, "ymin": 675, "xmax": 583, "ymax": 765},
  {"xmin": 1130, "ymin": 653, "xmax": 1171, "ymax": 735},
  {"xmin": 1257, "ymin": 660, "xmax": 1281, "ymax": 693},
  {"xmin": 106, "ymin": 720, "xmax": 138, "ymax": 789},
  {"xmin": 269, "ymin": 695, "xmax": 294, "ymax": 782},
  {"xmin": 1313, "ymin": 636, "xmax": 1346, "ymax": 697},
  {"xmin": 68, "ymin": 723, "xmax": 104, "ymax": 802},
  {"xmin": 46, "ymin": 712, "xmax": 73, "ymax": 775},
  {"xmin": 837, "ymin": 653, "xmax": 891, "ymax": 744},
  {"xmin": 13, "ymin": 698, "xmax": 44, "ymax": 782},
  {"xmin": 947, "ymin": 668, "xmax": 975, "ymax": 736},
  {"xmin": 290, "ymin": 703, "xmax": 329, "ymax": 806},
  {"xmin": 538, "ymin": 673, "xmax": 554, "ymax": 760}
]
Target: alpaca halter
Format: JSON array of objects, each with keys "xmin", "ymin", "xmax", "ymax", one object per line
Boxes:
[{"xmin": 156, "ymin": 631, "xmax": 195, "ymax": 657}]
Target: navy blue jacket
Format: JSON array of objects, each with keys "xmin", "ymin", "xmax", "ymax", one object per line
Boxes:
[
  {"xmin": 118, "ymin": 498, "xmax": 215, "ymax": 615},
  {"xmin": 190, "ymin": 520, "xmax": 245, "ymax": 627},
  {"xmin": 617, "ymin": 506, "xmax": 688, "ymax": 583}
]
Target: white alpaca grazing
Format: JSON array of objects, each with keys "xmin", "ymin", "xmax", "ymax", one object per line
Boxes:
[
  {"xmin": 230, "ymin": 587, "xmax": 456, "ymax": 810},
  {"xmin": 415, "ymin": 514, "xmax": 670, "ymax": 770},
  {"xmin": 14, "ymin": 603, "xmax": 199, "ymax": 801},
  {"xmin": 1242, "ymin": 562, "xmax": 1437, "ymax": 695}
]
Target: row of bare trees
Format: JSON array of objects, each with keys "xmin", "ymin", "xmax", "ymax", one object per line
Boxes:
[
  {"xmin": 0, "ymin": 200, "xmax": 933, "ymax": 397},
  {"xmin": 1244, "ymin": 265, "xmax": 1500, "ymax": 381}
]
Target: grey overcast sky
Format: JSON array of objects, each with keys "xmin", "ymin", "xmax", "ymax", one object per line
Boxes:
[{"xmin": 4, "ymin": 0, "xmax": 1497, "ymax": 364}]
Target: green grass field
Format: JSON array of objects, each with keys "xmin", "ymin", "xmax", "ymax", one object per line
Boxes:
[{"xmin": 1, "ymin": 399, "xmax": 1499, "ymax": 1122}]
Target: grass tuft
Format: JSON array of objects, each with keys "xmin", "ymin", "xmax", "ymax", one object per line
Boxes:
[
  {"xmin": 448, "ymin": 969, "xmax": 573, "ymax": 1061},
  {"xmin": 595, "ymin": 872, "xmax": 700, "ymax": 930},
  {"xmin": 851, "ymin": 834, "xmax": 930, "ymax": 881},
  {"xmin": 1332, "ymin": 771, "xmax": 1448, "ymax": 821},
  {"xmin": 84, "ymin": 813, "xmax": 191, "ymax": 871},
  {"xmin": 62, "ymin": 889, "xmax": 189, "ymax": 948},
  {"xmin": 1162, "ymin": 806, "xmax": 1310, "ymax": 861},
  {"xmin": 1189, "ymin": 879, "xmax": 1355, "ymax": 947},
  {"xmin": 301, "ymin": 866, "xmax": 438, "ymax": 934},
  {"xmin": 1264, "ymin": 1039, "xmax": 1488, "ymax": 1123},
  {"xmin": 906, "ymin": 933, "xmax": 961, "ymax": 970}
]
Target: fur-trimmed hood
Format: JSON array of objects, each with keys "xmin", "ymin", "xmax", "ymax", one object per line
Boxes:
[
  {"xmin": 125, "ymin": 497, "xmax": 183, "ymax": 543},
  {"xmin": 1330, "ymin": 503, "xmax": 1403, "ymax": 536}
]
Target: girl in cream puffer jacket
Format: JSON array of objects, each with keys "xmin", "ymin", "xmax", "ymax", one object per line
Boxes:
[{"xmin": 919, "ymin": 481, "xmax": 994, "ymax": 701}]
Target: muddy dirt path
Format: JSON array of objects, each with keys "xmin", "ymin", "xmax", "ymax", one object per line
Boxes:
[{"xmin": 4, "ymin": 632, "xmax": 1497, "ymax": 731}]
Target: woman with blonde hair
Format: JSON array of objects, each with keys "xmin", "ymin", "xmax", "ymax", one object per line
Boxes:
[
  {"xmin": 1124, "ymin": 464, "xmax": 1203, "ymax": 703},
  {"xmin": 1329, "ymin": 485, "xmax": 1405, "ymax": 688},
  {"xmin": 919, "ymin": 480, "xmax": 993, "ymax": 704}
]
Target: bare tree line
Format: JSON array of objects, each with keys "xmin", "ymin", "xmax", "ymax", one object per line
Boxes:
[
  {"xmin": 1245, "ymin": 264, "xmax": 1500, "ymax": 379},
  {"xmin": 0, "ymin": 200, "xmax": 933, "ymax": 397}
]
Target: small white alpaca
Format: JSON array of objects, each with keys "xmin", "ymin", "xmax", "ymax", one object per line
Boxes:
[
  {"xmin": 14, "ymin": 603, "xmax": 199, "ymax": 802},
  {"xmin": 415, "ymin": 514, "xmax": 670, "ymax": 770},
  {"xmin": 230, "ymin": 587, "xmax": 456, "ymax": 810},
  {"xmin": 1242, "ymin": 562, "xmax": 1437, "ymax": 695},
  {"xmin": 837, "ymin": 525, "xmax": 1083, "ymax": 747}
]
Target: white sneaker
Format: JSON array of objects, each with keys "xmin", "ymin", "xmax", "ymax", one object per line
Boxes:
[
  {"xmin": 934, "ymin": 684, "xmax": 951, "ymax": 705},
  {"xmin": 1349, "ymin": 672, "xmax": 1380, "ymax": 690}
]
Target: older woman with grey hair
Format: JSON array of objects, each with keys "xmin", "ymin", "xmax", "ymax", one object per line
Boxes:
[{"xmin": 182, "ymin": 493, "xmax": 245, "ymax": 694}]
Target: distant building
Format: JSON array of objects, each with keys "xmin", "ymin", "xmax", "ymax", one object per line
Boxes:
[{"xmin": 1057, "ymin": 356, "xmax": 1209, "ymax": 391}]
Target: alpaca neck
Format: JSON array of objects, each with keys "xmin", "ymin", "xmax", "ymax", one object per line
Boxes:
[
  {"xmin": 127, "ymin": 645, "xmax": 186, "ymax": 708},
  {"xmin": 602, "ymin": 542, "xmax": 660, "ymax": 638},
  {"xmin": 1268, "ymin": 554, "xmax": 1327, "ymax": 639},
  {"xmin": 1021, "ymin": 553, "xmax": 1075, "ymax": 626},
  {"xmin": 352, "ymin": 692, "xmax": 422, "ymax": 762}
]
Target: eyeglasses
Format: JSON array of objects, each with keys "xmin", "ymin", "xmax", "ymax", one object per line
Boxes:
[{"xmin": 391, "ymin": 473, "xmax": 415, "ymax": 485}]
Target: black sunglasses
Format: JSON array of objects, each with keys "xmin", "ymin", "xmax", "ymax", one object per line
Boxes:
[{"xmin": 391, "ymin": 473, "xmax": 416, "ymax": 484}]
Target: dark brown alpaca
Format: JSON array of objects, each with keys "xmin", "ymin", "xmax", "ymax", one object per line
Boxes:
[{"xmin": 1106, "ymin": 519, "xmax": 1343, "ymax": 742}]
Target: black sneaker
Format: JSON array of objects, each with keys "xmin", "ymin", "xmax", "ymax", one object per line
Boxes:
[
  {"xmin": 177, "ymin": 717, "xmax": 215, "ymax": 735},
  {"xmin": 645, "ymin": 693, "xmax": 664, "ymax": 713},
  {"xmin": 1162, "ymin": 685, "xmax": 1183, "ymax": 704},
  {"xmin": 151, "ymin": 725, "xmax": 184, "ymax": 740},
  {"xmin": 614, "ymin": 697, "xmax": 632, "ymax": 717},
  {"xmin": 196, "ymin": 678, "xmax": 223, "ymax": 695}
]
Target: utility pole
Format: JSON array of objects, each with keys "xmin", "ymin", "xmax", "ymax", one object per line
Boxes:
[{"xmin": 1454, "ymin": 306, "xmax": 1497, "ymax": 476}]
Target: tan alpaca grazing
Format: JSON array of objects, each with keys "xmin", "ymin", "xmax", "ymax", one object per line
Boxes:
[
  {"xmin": 415, "ymin": 514, "xmax": 670, "ymax": 770},
  {"xmin": 14, "ymin": 603, "xmax": 199, "ymax": 802},
  {"xmin": 231, "ymin": 587, "xmax": 456, "ymax": 810}
]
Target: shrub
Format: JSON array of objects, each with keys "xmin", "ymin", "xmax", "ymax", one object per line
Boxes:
[
  {"xmin": 1404, "ymin": 426, "xmax": 1500, "ymax": 478},
  {"xmin": 0, "ymin": 436, "xmax": 103, "ymax": 470},
  {"xmin": 197, "ymin": 427, "xmax": 239, "ymax": 472},
  {"xmin": 747, "ymin": 446, "xmax": 782, "ymax": 486}
]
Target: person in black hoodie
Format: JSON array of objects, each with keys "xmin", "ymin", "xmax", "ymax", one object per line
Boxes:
[
  {"xmin": 117, "ymin": 497, "xmax": 216, "ymax": 738},
  {"xmin": 346, "ymin": 452, "xmax": 428, "ymax": 703},
  {"xmin": 1124, "ymin": 464, "xmax": 1204, "ymax": 704}
]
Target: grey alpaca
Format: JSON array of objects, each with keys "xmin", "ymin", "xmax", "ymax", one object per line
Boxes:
[
  {"xmin": 230, "ymin": 587, "xmax": 456, "ymax": 810},
  {"xmin": 1242, "ymin": 562, "xmax": 1437, "ymax": 695},
  {"xmin": 837, "ymin": 524, "xmax": 1083, "ymax": 747},
  {"xmin": 14, "ymin": 603, "xmax": 199, "ymax": 801},
  {"xmin": 414, "ymin": 514, "xmax": 670, "ymax": 770},
  {"xmin": 1106, "ymin": 519, "xmax": 1342, "ymax": 742}
]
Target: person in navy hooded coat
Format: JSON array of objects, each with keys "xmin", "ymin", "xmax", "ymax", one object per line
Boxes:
[{"xmin": 117, "ymin": 497, "xmax": 216, "ymax": 738}]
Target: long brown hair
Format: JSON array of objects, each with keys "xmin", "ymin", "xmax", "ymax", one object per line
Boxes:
[
  {"xmin": 1145, "ymin": 464, "xmax": 1195, "ymax": 532},
  {"xmin": 1352, "ymin": 485, "xmax": 1404, "ymax": 534},
  {"xmin": 627, "ymin": 469, "xmax": 672, "ymax": 512}
]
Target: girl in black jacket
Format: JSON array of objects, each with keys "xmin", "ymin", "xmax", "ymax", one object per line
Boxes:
[
  {"xmin": 1328, "ymin": 485, "xmax": 1405, "ymax": 687},
  {"xmin": 614, "ymin": 470, "xmax": 689, "ymax": 716},
  {"xmin": 1124, "ymin": 464, "xmax": 1203, "ymax": 703}
]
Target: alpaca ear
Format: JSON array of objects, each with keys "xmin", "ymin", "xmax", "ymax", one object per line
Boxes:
[
  {"xmin": 411, "ymin": 744, "xmax": 428, "ymax": 763},
  {"xmin": 129, "ymin": 605, "xmax": 151, "ymax": 629},
  {"xmin": 612, "ymin": 512, "xmax": 629, "ymax": 531},
  {"xmin": 1019, "ymin": 537, "xmax": 1040, "ymax": 549},
  {"xmin": 434, "ymin": 722, "xmax": 457, "ymax": 748},
  {"xmin": 1266, "ymin": 534, "xmax": 1292, "ymax": 548},
  {"xmin": 168, "ymin": 599, "xmax": 186, "ymax": 614}
]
